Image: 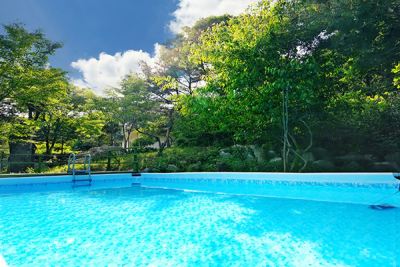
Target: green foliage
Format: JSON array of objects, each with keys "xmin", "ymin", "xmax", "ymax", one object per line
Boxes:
[
  {"xmin": 2, "ymin": 0, "xmax": 400, "ymax": 174},
  {"xmin": 0, "ymin": 23, "xmax": 62, "ymax": 103},
  {"xmin": 174, "ymin": 0, "xmax": 400, "ymax": 168},
  {"xmin": 394, "ymin": 63, "xmax": 400, "ymax": 89},
  {"xmin": 106, "ymin": 75, "xmax": 164, "ymax": 150},
  {"xmin": 0, "ymin": 24, "xmax": 107, "ymax": 158},
  {"xmin": 137, "ymin": 146, "xmax": 285, "ymax": 173},
  {"xmin": 138, "ymin": 147, "xmax": 220, "ymax": 172},
  {"xmin": 184, "ymin": 0, "xmax": 323, "ymax": 146}
]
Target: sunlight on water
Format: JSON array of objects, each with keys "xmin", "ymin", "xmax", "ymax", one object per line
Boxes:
[{"xmin": 0, "ymin": 186, "xmax": 398, "ymax": 266}]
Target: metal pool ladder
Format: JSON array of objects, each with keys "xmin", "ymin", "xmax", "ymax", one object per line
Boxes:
[{"xmin": 67, "ymin": 153, "xmax": 92, "ymax": 186}]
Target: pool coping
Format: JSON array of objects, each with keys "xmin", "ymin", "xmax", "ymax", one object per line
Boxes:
[
  {"xmin": 0, "ymin": 172, "xmax": 398, "ymax": 186},
  {"xmin": 141, "ymin": 172, "xmax": 399, "ymax": 184},
  {"xmin": 0, "ymin": 171, "xmax": 132, "ymax": 178}
]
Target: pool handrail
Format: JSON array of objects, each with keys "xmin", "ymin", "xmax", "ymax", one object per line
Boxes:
[{"xmin": 67, "ymin": 153, "xmax": 92, "ymax": 184}]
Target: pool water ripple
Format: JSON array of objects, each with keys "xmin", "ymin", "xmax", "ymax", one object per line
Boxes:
[{"xmin": 0, "ymin": 186, "xmax": 398, "ymax": 266}]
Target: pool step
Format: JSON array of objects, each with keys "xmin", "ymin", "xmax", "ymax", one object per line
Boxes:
[
  {"xmin": 68, "ymin": 153, "xmax": 92, "ymax": 185},
  {"xmin": 74, "ymin": 178, "xmax": 92, "ymax": 182},
  {"xmin": 72, "ymin": 178, "xmax": 93, "ymax": 187},
  {"xmin": 71, "ymin": 170, "xmax": 90, "ymax": 175},
  {"xmin": 72, "ymin": 183, "xmax": 92, "ymax": 188}
]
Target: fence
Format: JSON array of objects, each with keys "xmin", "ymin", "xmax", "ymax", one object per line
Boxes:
[{"xmin": 0, "ymin": 150, "xmax": 142, "ymax": 174}]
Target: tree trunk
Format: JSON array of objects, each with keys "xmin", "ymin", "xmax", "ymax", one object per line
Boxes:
[
  {"xmin": 122, "ymin": 125, "xmax": 129, "ymax": 150},
  {"xmin": 157, "ymin": 139, "xmax": 165, "ymax": 156},
  {"xmin": 135, "ymin": 128, "xmax": 164, "ymax": 155},
  {"xmin": 28, "ymin": 108, "xmax": 33, "ymax": 120},
  {"xmin": 49, "ymin": 121, "xmax": 61, "ymax": 155},
  {"xmin": 45, "ymin": 130, "xmax": 51, "ymax": 155},
  {"xmin": 61, "ymin": 137, "xmax": 64, "ymax": 154},
  {"xmin": 45, "ymin": 142, "xmax": 50, "ymax": 155},
  {"xmin": 126, "ymin": 130, "xmax": 132, "ymax": 150}
]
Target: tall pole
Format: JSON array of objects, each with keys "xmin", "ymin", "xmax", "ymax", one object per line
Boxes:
[{"xmin": 282, "ymin": 87, "xmax": 289, "ymax": 172}]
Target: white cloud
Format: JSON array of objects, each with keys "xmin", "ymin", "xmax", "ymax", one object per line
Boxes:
[
  {"xmin": 169, "ymin": 0, "xmax": 258, "ymax": 33},
  {"xmin": 71, "ymin": 44, "xmax": 163, "ymax": 94},
  {"xmin": 71, "ymin": 1, "xmax": 259, "ymax": 93}
]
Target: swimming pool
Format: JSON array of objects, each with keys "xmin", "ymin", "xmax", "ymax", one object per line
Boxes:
[{"xmin": 0, "ymin": 173, "xmax": 399, "ymax": 266}]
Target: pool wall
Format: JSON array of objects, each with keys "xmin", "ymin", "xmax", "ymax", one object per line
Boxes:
[
  {"xmin": 0, "ymin": 173, "xmax": 133, "ymax": 185},
  {"xmin": 0, "ymin": 172, "xmax": 399, "ymax": 206},
  {"xmin": 0, "ymin": 172, "xmax": 397, "ymax": 185},
  {"xmin": 141, "ymin": 172, "xmax": 398, "ymax": 184},
  {"xmin": 134, "ymin": 173, "xmax": 400, "ymax": 206}
]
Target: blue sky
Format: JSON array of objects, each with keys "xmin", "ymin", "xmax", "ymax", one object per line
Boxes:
[
  {"xmin": 0, "ymin": 0, "xmax": 177, "ymax": 74},
  {"xmin": 0, "ymin": 0, "xmax": 257, "ymax": 93}
]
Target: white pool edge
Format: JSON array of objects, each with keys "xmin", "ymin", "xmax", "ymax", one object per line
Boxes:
[
  {"xmin": 0, "ymin": 172, "xmax": 398, "ymax": 186},
  {"xmin": 141, "ymin": 172, "xmax": 398, "ymax": 184},
  {"xmin": 0, "ymin": 173, "xmax": 133, "ymax": 186}
]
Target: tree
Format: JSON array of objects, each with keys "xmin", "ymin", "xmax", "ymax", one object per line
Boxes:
[
  {"xmin": 107, "ymin": 73, "xmax": 185, "ymax": 155},
  {"xmin": 96, "ymin": 94, "xmax": 124, "ymax": 147},
  {"xmin": 0, "ymin": 24, "xmax": 69, "ymax": 153},
  {"xmin": 180, "ymin": 0, "xmax": 400, "ymax": 171},
  {"xmin": 107, "ymin": 76, "xmax": 158, "ymax": 150},
  {"xmin": 69, "ymin": 87, "xmax": 106, "ymax": 151},
  {"xmin": 35, "ymin": 100, "xmax": 72, "ymax": 155},
  {"xmin": 153, "ymin": 16, "xmax": 231, "ymax": 97},
  {"xmin": 33, "ymin": 85, "xmax": 106, "ymax": 155},
  {"xmin": 189, "ymin": 1, "xmax": 319, "ymax": 157},
  {"xmin": 136, "ymin": 16, "xmax": 233, "ymax": 149},
  {"xmin": 0, "ymin": 23, "xmax": 62, "ymax": 104}
]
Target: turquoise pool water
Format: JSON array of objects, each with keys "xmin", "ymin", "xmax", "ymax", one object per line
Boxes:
[{"xmin": 0, "ymin": 175, "xmax": 399, "ymax": 266}]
